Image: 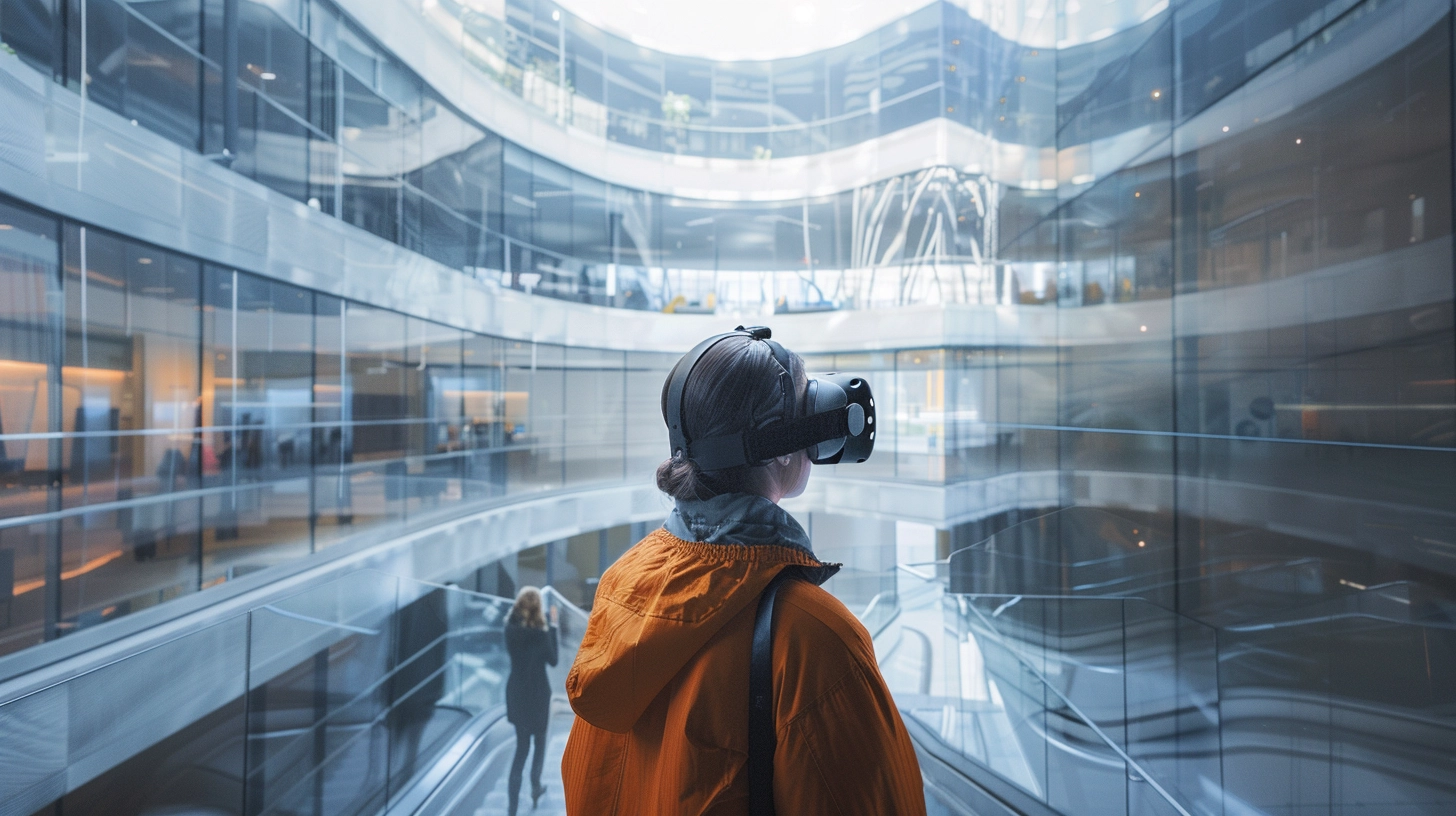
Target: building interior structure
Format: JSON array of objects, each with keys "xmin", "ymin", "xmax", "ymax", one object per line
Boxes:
[{"xmin": 0, "ymin": 0, "xmax": 1452, "ymax": 813}]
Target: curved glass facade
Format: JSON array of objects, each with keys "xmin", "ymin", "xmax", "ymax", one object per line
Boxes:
[
  {"xmin": 0, "ymin": 195, "xmax": 676, "ymax": 657},
  {"xmin": 0, "ymin": 0, "xmax": 1453, "ymax": 814}
]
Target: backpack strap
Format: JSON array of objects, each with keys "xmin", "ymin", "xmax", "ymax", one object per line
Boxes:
[{"xmin": 748, "ymin": 569, "xmax": 796, "ymax": 816}]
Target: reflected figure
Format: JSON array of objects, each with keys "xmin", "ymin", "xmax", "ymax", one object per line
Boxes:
[
  {"xmin": 505, "ymin": 586, "xmax": 558, "ymax": 815},
  {"xmin": 391, "ymin": 588, "xmax": 448, "ymax": 786}
]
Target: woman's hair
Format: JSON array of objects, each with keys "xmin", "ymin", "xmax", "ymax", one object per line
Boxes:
[
  {"xmin": 508, "ymin": 586, "xmax": 548, "ymax": 629},
  {"xmin": 656, "ymin": 335, "xmax": 806, "ymax": 501}
]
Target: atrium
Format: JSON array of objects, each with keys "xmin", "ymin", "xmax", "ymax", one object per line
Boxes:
[{"xmin": 0, "ymin": 0, "xmax": 1452, "ymax": 813}]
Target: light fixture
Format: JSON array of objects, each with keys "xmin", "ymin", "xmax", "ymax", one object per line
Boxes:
[
  {"xmin": 1222, "ymin": 125, "xmax": 1230, "ymax": 132},
  {"xmin": 551, "ymin": 9, "xmax": 560, "ymax": 20},
  {"xmin": 137, "ymin": 257, "xmax": 153, "ymax": 265},
  {"xmin": 1134, "ymin": 191, "xmax": 1141, "ymax": 198},
  {"xmin": 260, "ymin": 71, "xmax": 277, "ymax": 80},
  {"xmin": 1138, "ymin": 541, "xmax": 1146, "ymax": 548},
  {"xmin": 1296, "ymin": 138, "xmax": 1303, "ymax": 144},
  {"xmin": 0, "ymin": 224, "xmax": 11, "ymax": 230},
  {"xmin": 1139, "ymin": 325, "xmax": 1147, "ymax": 332},
  {"xmin": 1150, "ymin": 89, "xmax": 1161, "ymax": 99}
]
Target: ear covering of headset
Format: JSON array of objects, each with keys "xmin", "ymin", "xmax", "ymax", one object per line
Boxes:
[{"xmin": 665, "ymin": 326, "xmax": 876, "ymax": 471}]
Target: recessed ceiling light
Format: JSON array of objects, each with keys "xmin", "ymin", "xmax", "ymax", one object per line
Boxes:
[
  {"xmin": 260, "ymin": 71, "xmax": 277, "ymax": 80},
  {"xmin": 1222, "ymin": 125, "xmax": 1230, "ymax": 132}
]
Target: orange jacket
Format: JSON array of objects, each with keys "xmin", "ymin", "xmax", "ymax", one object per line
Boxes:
[{"xmin": 562, "ymin": 528, "xmax": 926, "ymax": 815}]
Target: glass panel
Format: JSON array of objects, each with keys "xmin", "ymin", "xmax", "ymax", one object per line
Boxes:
[
  {"xmin": 342, "ymin": 72, "xmax": 403, "ymax": 243},
  {"xmin": 60, "ymin": 226, "xmax": 202, "ymax": 636},
  {"xmin": 119, "ymin": 0, "xmax": 204, "ymax": 148},
  {"xmin": 0, "ymin": 201, "xmax": 59, "ymax": 512},
  {"xmin": 504, "ymin": 341, "xmax": 563, "ymax": 493},
  {"xmin": 238, "ymin": 0, "xmax": 309, "ymax": 120},
  {"xmin": 246, "ymin": 570, "xmax": 398, "ymax": 816},
  {"xmin": 55, "ymin": 615, "xmax": 249, "ymax": 816},
  {"xmin": 311, "ymin": 293, "xmax": 350, "ymax": 550},
  {"xmin": 0, "ymin": 0, "xmax": 58, "ymax": 76},
  {"xmin": 563, "ymin": 347, "xmax": 623, "ymax": 486},
  {"xmin": 203, "ymin": 272, "xmax": 315, "ymax": 586},
  {"xmin": 406, "ymin": 318, "xmax": 464, "ymax": 512},
  {"xmin": 460, "ymin": 332, "xmax": 505, "ymax": 499},
  {"xmin": 344, "ymin": 303, "xmax": 405, "ymax": 531}
]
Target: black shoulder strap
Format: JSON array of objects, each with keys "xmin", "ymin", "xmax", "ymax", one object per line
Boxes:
[{"xmin": 748, "ymin": 569, "xmax": 795, "ymax": 816}]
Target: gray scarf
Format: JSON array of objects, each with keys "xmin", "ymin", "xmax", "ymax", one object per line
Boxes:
[{"xmin": 663, "ymin": 493, "xmax": 814, "ymax": 556}]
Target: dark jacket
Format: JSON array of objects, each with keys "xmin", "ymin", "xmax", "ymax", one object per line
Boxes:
[{"xmin": 505, "ymin": 622, "xmax": 559, "ymax": 732}]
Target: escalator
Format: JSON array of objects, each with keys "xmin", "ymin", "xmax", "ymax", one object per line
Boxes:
[
  {"xmin": 872, "ymin": 507, "xmax": 1456, "ymax": 816},
  {"xmin": 13, "ymin": 506, "xmax": 1451, "ymax": 816}
]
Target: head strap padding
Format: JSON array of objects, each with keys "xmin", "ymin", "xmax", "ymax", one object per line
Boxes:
[{"xmin": 665, "ymin": 326, "xmax": 796, "ymax": 470}]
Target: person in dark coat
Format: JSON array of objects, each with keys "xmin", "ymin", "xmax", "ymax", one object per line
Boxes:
[{"xmin": 504, "ymin": 586, "xmax": 558, "ymax": 814}]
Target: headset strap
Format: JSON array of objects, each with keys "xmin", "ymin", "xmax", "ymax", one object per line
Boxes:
[
  {"xmin": 667, "ymin": 326, "xmax": 798, "ymax": 469},
  {"xmin": 748, "ymin": 569, "xmax": 797, "ymax": 816},
  {"xmin": 691, "ymin": 408, "xmax": 851, "ymax": 471},
  {"xmin": 665, "ymin": 332, "xmax": 739, "ymax": 459}
]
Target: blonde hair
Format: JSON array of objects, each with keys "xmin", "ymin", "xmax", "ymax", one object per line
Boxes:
[{"xmin": 509, "ymin": 586, "xmax": 547, "ymax": 629}]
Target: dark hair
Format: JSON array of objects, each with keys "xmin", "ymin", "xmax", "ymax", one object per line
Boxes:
[{"xmin": 656, "ymin": 335, "xmax": 805, "ymax": 501}]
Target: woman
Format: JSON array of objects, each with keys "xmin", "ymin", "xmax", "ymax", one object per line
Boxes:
[
  {"xmin": 505, "ymin": 586, "xmax": 559, "ymax": 814},
  {"xmin": 562, "ymin": 331, "xmax": 925, "ymax": 815}
]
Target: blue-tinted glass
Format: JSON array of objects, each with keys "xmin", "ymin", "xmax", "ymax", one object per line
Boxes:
[
  {"xmin": 341, "ymin": 73, "xmax": 401, "ymax": 242},
  {"xmin": 1057, "ymin": 12, "xmax": 1172, "ymax": 179},
  {"xmin": 0, "ymin": 0, "xmax": 57, "ymax": 76},
  {"xmin": 0, "ymin": 200, "xmax": 58, "ymax": 658},
  {"xmin": 1175, "ymin": 0, "xmax": 1363, "ymax": 120},
  {"xmin": 826, "ymin": 35, "xmax": 878, "ymax": 147},
  {"xmin": 878, "ymin": 3, "xmax": 941, "ymax": 133},
  {"xmin": 238, "ymin": 0, "xmax": 309, "ymax": 121}
]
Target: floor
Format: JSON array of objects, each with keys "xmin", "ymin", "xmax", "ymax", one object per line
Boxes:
[{"xmin": 471, "ymin": 706, "xmax": 573, "ymax": 816}]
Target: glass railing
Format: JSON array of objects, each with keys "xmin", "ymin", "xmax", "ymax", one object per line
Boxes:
[
  {"xmin": 0, "ymin": 432, "xmax": 656, "ymax": 662},
  {"xmin": 418, "ymin": 586, "xmax": 588, "ymax": 816},
  {"xmin": 866, "ymin": 507, "xmax": 1456, "ymax": 816},
  {"xmin": 421, "ymin": 0, "xmax": 958, "ymax": 162},
  {"xmin": 0, "ymin": 569, "xmax": 536, "ymax": 815},
  {"xmin": 245, "ymin": 572, "xmax": 516, "ymax": 816},
  {"xmin": 478, "ymin": 244, "xmax": 1008, "ymax": 314}
]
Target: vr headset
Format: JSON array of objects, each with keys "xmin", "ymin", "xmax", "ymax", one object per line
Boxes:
[{"xmin": 665, "ymin": 326, "xmax": 876, "ymax": 471}]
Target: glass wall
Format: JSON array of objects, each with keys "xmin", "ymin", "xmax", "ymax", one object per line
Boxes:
[
  {"xmin": 0, "ymin": 0, "xmax": 1068, "ymax": 313},
  {"xmin": 0, "ymin": 194, "xmax": 673, "ymax": 660},
  {"xmin": 910, "ymin": 0, "xmax": 1456, "ymax": 813}
]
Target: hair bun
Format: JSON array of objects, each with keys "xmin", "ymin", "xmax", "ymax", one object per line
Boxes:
[{"xmin": 656, "ymin": 453, "xmax": 707, "ymax": 501}]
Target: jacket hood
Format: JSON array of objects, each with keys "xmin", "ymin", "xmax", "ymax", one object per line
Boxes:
[{"xmin": 566, "ymin": 499, "xmax": 837, "ymax": 733}]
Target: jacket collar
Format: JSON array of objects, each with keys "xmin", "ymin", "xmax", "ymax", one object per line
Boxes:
[{"xmin": 664, "ymin": 492, "xmax": 814, "ymax": 556}]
